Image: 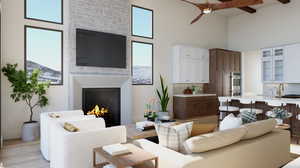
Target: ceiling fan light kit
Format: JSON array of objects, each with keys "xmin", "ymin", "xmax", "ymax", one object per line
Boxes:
[{"xmin": 182, "ymin": 0, "xmax": 264, "ymax": 24}]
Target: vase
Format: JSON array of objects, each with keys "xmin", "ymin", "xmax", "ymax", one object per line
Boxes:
[
  {"xmin": 21, "ymin": 121, "xmax": 40, "ymax": 142},
  {"xmin": 157, "ymin": 112, "xmax": 170, "ymax": 120},
  {"xmin": 275, "ymin": 118, "xmax": 283, "ymax": 125}
]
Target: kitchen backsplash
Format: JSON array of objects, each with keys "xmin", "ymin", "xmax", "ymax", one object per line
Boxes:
[
  {"xmin": 173, "ymin": 83, "xmax": 204, "ymax": 95},
  {"xmin": 263, "ymin": 83, "xmax": 300, "ymax": 96}
]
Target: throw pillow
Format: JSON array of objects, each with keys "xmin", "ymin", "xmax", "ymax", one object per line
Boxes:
[
  {"xmin": 63, "ymin": 122, "xmax": 79, "ymax": 132},
  {"xmin": 219, "ymin": 113, "xmax": 242, "ymax": 131},
  {"xmin": 184, "ymin": 127, "xmax": 247, "ymax": 153},
  {"xmin": 155, "ymin": 122, "xmax": 193, "ymax": 152},
  {"xmin": 241, "ymin": 110, "xmax": 257, "ymax": 124},
  {"xmin": 191, "ymin": 123, "xmax": 217, "ymax": 137},
  {"xmin": 242, "ymin": 119, "xmax": 276, "ymax": 140}
]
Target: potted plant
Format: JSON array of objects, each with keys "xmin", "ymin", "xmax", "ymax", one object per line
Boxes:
[
  {"xmin": 2, "ymin": 64, "xmax": 50, "ymax": 141},
  {"xmin": 156, "ymin": 75, "xmax": 170, "ymax": 120}
]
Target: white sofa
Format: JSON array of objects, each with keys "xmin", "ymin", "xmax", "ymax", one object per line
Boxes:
[
  {"xmin": 50, "ymin": 118, "xmax": 127, "ymax": 168},
  {"xmin": 134, "ymin": 129, "xmax": 290, "ymax": 168},
  {"xmin": 40, "ymin": 110, "xmax": 95, "ymax": 160}
]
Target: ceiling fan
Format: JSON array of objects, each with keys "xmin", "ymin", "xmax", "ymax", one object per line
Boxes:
[{"xmin": 182, "ymin": 0, "xmax": 263, "ymax": 24}]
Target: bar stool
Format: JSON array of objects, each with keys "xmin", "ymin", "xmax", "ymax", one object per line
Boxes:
[
  {"xmin": 295, "ymin": 102, "xmax": 300, "ymax": 143},
  {"xmin": 265, "ymin": 100, "xmax": 293, "ymax": 136},
  {"xmin": 218, "ymin": 97, "xmax": 239, "ymax": 122},
  {"xmin": 239, "ymin": 99, "xmax": 264, "ymax": 120}
]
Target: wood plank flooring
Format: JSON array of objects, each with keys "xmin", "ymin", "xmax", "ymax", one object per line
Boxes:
[{"xmin": 0, "ymin": 140, "xmax": 49, "ymax": 168}]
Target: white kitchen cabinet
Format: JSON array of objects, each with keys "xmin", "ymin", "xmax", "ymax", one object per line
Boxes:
[
  {"xmin": 261, "ymin": 47, "xmax": 284, "ymax": 83},
  {"xmin": 172, "ymin": 45, "xmax": 209, "ymax": 83},
  {"xmin": 284, "ymin": 43, "xmax": 300, "ymax": 83}
]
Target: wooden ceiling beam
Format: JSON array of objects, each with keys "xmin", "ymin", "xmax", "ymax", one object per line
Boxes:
[
  {"xmin": 277, "ymin": 0, "xmax": 290, "ymax": 4},
  {"xmin": 218, "ymin": 0, "xmax": 257, "ymax": 14}
]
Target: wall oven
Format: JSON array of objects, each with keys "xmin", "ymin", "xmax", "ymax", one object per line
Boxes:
[{"xmin": 231, "ymin": 72, "xmax": 241, "ymax": 96}]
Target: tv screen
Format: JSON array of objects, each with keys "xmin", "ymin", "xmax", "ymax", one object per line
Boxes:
[{"xmin": 76, "ymin": 29, "xmax": 126, "ymax": 68}]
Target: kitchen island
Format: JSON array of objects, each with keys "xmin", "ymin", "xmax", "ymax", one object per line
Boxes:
[{"xmin": 220, "ymin": 96, "xmax": 300, "ymax": 105}]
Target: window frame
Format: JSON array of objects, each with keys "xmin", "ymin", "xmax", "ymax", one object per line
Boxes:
[
  {"xmin": 24, "ymin": 25, "xmax": 64, "ymax": 86},
  {"xmin": 131, "ymin": 5, "xmax": 154, "ymax": 39},
  {"xmin": 24, "ymin": 0, "xmax": 64, "ymax": 25},
  {"xmin": 131, "ymin": 40, "xmax": 154, "ymax": 86}
]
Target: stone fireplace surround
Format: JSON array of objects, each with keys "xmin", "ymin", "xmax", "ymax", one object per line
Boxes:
[{"xmin": 69, "ymin": 73, "xmax": 132, "ymax": 125}]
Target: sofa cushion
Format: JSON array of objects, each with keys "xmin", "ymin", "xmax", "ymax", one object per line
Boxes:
[
  {"xmin": 191, "ymin": 123, "xmax": 217, "ymax": 137},
  {"xmin": 242, "ymin": 118, "xmax": 276, "ymax": 140},
  {"xmin": 184, "ymin": 127, "xmax": 247, "ymax": 153},
  {"xmin": 219, "ymin": 113, "xmax": 242, "ymax": 131},
  {"xmin": 155, "ymin": 122, "xmax": 193, "ymax": 152}
]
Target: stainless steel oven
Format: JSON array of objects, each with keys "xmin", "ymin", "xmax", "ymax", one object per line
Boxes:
[{"xmin": 230, "ymin": 72, "xmax": 241, "ymax": 96}]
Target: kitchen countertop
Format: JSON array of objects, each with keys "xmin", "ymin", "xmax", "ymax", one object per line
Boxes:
[
  {"xmin": 220, "ymin": 96, "xmax": 300, "ymax": 104},
  {"xmin": 174, "ymin": 94, "xmax": 217, "ymax": 97}
]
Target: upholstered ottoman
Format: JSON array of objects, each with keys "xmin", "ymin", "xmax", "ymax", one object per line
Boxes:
[
  {"xmin": 40, "ymin": 110, "xmax": 95, "ymax": 161},
  {"xmin": 283, "ymin": 157, "xmax": 300, "ymax": 168}
]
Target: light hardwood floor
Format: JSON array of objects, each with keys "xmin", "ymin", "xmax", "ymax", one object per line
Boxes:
[{"xmin": 0, "ymin": 140, "xmax": 49, "ymax": 168}]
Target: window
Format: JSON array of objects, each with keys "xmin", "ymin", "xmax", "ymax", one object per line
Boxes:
[
  {"xmin": 131, "ymin": 5, "xmax": 153, "ymax": 39},
  {"xmin": 25, "ymin": 0, "xmax": 63, "ymax": 24},
  {"xmin": 132, "ymin": 41, "xmax": 153, "ymax": 85},
  {"xmin": 25, "ymin": 26, "xmax": 63, "ymax": 85}
]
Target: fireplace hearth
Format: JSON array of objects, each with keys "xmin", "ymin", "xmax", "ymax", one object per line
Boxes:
[{"xmin": 82, "ymin": 88, "xmax": 120, "ymax": 127}]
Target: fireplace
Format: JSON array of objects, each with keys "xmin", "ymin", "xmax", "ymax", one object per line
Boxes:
[{"xmin": 82, "ymin": 88, "xmax": 121, "ymax": 127}]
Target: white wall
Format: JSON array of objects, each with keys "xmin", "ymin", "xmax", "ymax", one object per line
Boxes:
[
  {"xmin": 241, "ymin": 51, "xmax": 263, "ymax": 96},
  {"xmin": 228, "ymin": 0, "xmax": 300, "ymax": 51},
  {"xmin": 1, "ymin": 0, "xmax": 69, "ymax": 139},
  {"xmin": 131, "ymin": 0, "xmax": 228, "ymax": 122},
  {"xmin": 1, "ymin": 0, "xmax": 228, "ymax": 139}
]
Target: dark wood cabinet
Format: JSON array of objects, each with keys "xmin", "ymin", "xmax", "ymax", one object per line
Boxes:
[
  {"xmin": 207, "ymin": 49, "xmax": 241, "ymax": 96},
  {"xmin": 173, "ymin": 96, "xmax": 218, "ymax": 119}
]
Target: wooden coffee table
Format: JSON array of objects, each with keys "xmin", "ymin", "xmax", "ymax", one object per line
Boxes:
[{"xmin": 93, "ymin": 144, "xmax": 158, "ymax": 168}]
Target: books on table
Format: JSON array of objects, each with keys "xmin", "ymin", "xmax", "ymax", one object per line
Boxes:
[{"xmin": 102, "ymin": 144, "xmax": 130, "ymax": 156}]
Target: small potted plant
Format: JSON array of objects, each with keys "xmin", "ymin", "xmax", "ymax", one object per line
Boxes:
[
  {"xmin": 2, "ymin": 64, "xmax": 50, "ymax": 141},
  {"xmin": 156, "ymin": 75, "xmax": 170, "ymax": 120},
  {"xmin": 144, "ymin": 98, "xmax": 158, "ymax": 121}
]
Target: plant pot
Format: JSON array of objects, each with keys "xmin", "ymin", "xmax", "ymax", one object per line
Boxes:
[
  {"xmin": 157, "ymin": 112, "xmax": 170, "ymax": 120},
  {"xmin": 21, "ymin": 121, "xmax": 40, "ymax": 142}
]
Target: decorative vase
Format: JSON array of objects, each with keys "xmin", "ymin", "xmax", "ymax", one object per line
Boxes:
[
  {"xmin": 157, "ymin": 112, "xmax": 170, "ymax": 120},
  {"xmin": 275, "ymin": 118, "xmax": 283, "ymax": 125},
  {"xmin": 21, "ymin": 122, "xmax": 40, "ymax": 142}
]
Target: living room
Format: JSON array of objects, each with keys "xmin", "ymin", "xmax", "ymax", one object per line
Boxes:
[{"xmin": 1, "ymin": 0, "xmax": 300, "ymax": 167}]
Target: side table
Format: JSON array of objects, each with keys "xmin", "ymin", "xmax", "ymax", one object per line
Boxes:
[{"xmin": 93, "ymin": 144, "xmax": 158, "ymax": 168}]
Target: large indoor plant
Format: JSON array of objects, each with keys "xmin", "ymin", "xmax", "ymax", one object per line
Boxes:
[
  {"xmin": 2, "ymin": 64, "xmax": 50, "ymax": 141},
  {"xmin": 156, "ymin": 75, "xmax": 170, "ymax": 120}
]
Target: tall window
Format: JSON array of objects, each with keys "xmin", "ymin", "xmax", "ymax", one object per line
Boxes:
[
  {"xmin": 25, "ymin": 0, "xmax": 63, "ymax": 24},
  {"xmin": 25, "ymin": 26, "xmax": 63, "ymax": 85},
  {"xmin": 132, "ymin": 5, "xmax": 153, "ymax": 39},
  {"xmin": 132, "ymin": 41, "xmax": 153, "ymax": 85},
  {"xmin": 131, "ymin": 5, "xmax": 154, "ymax": 85}
]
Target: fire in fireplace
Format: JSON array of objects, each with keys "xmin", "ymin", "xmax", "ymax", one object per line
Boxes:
[{"xmin": 82, "ymin": 88, "xmax": 120, "ymax": 127}]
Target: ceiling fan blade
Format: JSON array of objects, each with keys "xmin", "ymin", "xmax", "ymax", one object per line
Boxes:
[
  {"xmin": 212, "ymin": 0, "xmax": 263, "ymax": 10},
  {"xmin": 190, "ymin": 13, "xmax": 204, "ymax": 24}
]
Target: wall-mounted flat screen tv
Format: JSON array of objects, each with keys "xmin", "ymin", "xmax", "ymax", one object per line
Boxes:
[{"xmin": 76, "ymin": 29, "xmax": 126, "ymax": 68}]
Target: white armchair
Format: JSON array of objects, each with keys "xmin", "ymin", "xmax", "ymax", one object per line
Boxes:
[
  {"xmin": 50, "ymin": 118, "xmax": 127, "ymax": 168},
  {"xmin": 40, "ymin": 110, "xmax": 95, "ymax": 160}
]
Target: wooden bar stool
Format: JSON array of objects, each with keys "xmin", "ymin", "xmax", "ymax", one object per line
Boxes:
[
  {"xmin": 239, "ymin": 99, "xmax": 264, "ymax": 120},
  {"xmin": 218, "ymin": 97, "xmax": 239, "ymax": 122}
]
